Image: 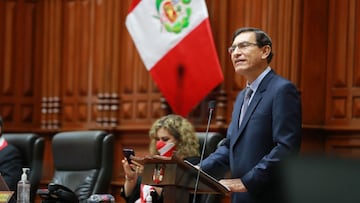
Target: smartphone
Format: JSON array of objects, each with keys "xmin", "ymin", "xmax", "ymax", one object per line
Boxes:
[{"xmin": 123, "ymin": 148, "xmax": 135, "ymax": 164}]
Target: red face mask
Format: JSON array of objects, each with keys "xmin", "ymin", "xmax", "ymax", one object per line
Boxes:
[{"xmin": 156, "ymin": 140, "xmax": 176, "ymax": 157}]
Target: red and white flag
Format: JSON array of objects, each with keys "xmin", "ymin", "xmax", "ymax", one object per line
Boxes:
[{"xmin": 126, "ymin": 0, "xmax": 223, "ymax": 116}]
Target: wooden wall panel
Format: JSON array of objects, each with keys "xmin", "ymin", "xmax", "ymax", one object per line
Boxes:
[
  {"xmin": 325, "ymin": 135, "xmax": 360, "ymax": 159},
  {"xmin": 206, "ymin": 0, "xmax": 229, "ymax": 73},
  {"xmin": 1, "ymin": 1, "xmax": 16, "ymax": 97},
  {"xmin": 93, "ymin": 0, "xmax": 110, "ymax": 127},
  {"xmin": 0, "ymin": 0, "xmax": 41, "ymax": 129},
  {"xmin": 92, "ymin": 0, "xmax": 106, "ymax": 97},
  {"xmin": 61, "ymin": 0, "xmax": 90, "ymax": 128},
  {"xmin": 300, "ymin": 0, "xmax": 328, "ymax": 126},
  {"xmin": 326, "ymin": 0, "xmax": 360, "ymax": 127},
  {"xmin": 40, "ymin": 0, "xmax": 62, "ymax": 129},
  {"xmin": 355, "ymin": 0, "xmax": 360, "ymax": 89},
  {"xmin": 0, "ymin": 1, "xmax": 3, "ymax": 72},
  {"xmin": 0, "ymin": 1, "xmax": 17, "ymax": 123},
  {"xmin": 107, "ymin": 0, "xmax": 121, "ymax": 127}
]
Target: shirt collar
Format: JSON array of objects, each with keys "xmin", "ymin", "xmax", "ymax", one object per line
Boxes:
[{"xmin": 247, "ymin": 66, "xmax": 271, "ymax": 92}]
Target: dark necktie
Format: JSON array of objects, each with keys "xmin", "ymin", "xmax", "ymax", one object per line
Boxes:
[{"xmin": 239, "ymin": 87, "xmax": 253, "ymax": 127}]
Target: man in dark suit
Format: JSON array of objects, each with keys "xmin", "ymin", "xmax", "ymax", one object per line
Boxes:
[
  {"xmin": 0, "ymin": 117, "xmax": 23, "ymax": 191},
  {"xmin": 200, "ymin": 27, "xmax": 302, "ymax": 203}
]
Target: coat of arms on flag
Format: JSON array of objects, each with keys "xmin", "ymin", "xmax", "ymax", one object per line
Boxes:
[{"xmin": 154, "ymin": 0, "xmax": 192, "ymax": 33}]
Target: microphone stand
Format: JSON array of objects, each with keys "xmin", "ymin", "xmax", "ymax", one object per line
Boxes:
[{"xmin": 192, "ymin": 100, "xmax": 216, "ymax": 203}]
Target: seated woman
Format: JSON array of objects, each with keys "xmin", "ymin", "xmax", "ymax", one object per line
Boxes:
[{"xmin": 120, "ymin": 114, "xmax": 200, "ymax": 203}]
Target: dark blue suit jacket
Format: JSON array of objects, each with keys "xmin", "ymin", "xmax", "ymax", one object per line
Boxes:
[
  {"xmin": 0, "ymin": 142, "xmax": 23, "ymax": 191},
  {"xmin": 201, "ymin": 70, "xmax": 302, "ymax": 203}
]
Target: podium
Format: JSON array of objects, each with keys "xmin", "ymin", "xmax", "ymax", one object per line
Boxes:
[{"xmin": 137, "ymin": 155, "xmax": 230, "ymax": 203}]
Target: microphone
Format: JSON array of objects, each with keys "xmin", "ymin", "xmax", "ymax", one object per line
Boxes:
[{"xmin": 192, "ymin": 100, "xmax": 216, "ymax": 203}]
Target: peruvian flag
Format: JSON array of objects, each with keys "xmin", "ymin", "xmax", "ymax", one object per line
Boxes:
[{"xmin": 126, "ymin": 0, "xmax": 223, "ymax": 116}]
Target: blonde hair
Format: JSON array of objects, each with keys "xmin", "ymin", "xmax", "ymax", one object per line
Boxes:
[{"xmin": 149, "ymin": 114, "xmax": 200, "ymax": 159}]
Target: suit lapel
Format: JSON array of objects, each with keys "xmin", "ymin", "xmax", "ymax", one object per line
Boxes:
[{"xmin": 232, "ymin": 70, "xmax": 276, "ymax": 147}]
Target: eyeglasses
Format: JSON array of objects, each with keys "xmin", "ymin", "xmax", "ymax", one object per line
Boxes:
[{"xmin": 228, "ymin": 41, "xmax": 258, "ymax": 54}]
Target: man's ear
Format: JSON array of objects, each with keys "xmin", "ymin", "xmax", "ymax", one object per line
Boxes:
[{"xmin": 261, "ymin": 45, "xmax": 271, "ymax": 60}]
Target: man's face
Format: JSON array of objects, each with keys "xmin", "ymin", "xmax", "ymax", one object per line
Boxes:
[{"xmin": 230, "ymin": 32, "xmax": 267, "ymax": 76}]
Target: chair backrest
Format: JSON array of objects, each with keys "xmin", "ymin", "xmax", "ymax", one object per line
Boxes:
[
  {"xmin": 51, "ymin": 131, "xmax": 114, "ymax": 202},
  {"xmin": 196, "ymin": 132, "xmax": 224, "ymax": 159},
  {"xmin": 3, "ymin": 133, "xmax": 45, "ymax": 203}
]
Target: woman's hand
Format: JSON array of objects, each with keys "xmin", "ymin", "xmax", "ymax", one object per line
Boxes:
[
  {"xmin": 122, "ymin": 158, "xmax": 144, "ymax": 181},
  {"xmin": 121, "ymin": 158, "xmax": 145, "ymax": 197}
]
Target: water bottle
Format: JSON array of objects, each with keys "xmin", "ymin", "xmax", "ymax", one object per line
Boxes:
[{"xmin": 17, "ymin": 168, "xmax": 30, "ymax": 203}]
